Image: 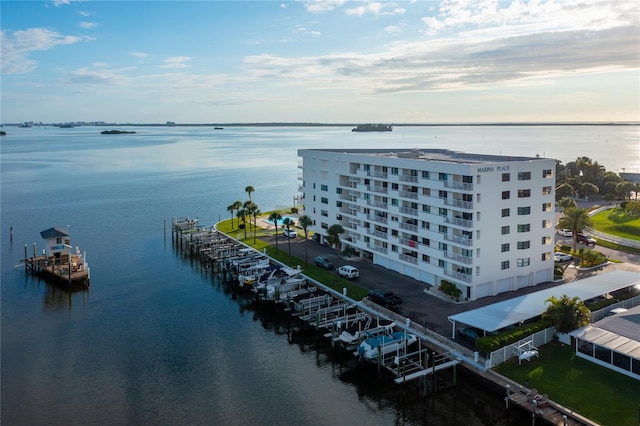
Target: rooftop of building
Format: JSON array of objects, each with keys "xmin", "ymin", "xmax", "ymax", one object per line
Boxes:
[{"xmin": 302, "ymin": 148, "xmax": 549, "ymax": 164}]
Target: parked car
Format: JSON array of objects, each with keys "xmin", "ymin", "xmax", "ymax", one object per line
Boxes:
[
  {"xmin": 368, "ymin": 289, "xmax": 402, "ymax": 311},
  {"xmin": 576, "ymin": 233, "xmax": 596, "ymax": 246},
  {"xmin": 557, "ymin": 229, "xmax": 573, "ymax": 237},
  {"xmin": 458, "ymin": 327, "xmax": 481, "ymax": 342},
  {"xmin": 314, "ymin": 256, "xmax": 334, "ymax": 270},
  {"xmin": 554, "ymin": 252, "xmax": 572, "ymax": 262},
  {"xmin": 338, "ymin": 265, "xmax": 359, "ymax": 279},
  {"xmin": 283, "ymin": 228, "xmax": 297, "ymax": 238}
]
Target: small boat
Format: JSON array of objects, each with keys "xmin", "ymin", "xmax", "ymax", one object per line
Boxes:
[
  {"xmin": 337, "ymin": 318, "xmax": 395, "ymax": 345},
  {"xmin": 352, "ymin": 124, "xmax": 392, "ymax": 132},
  {"xmin": 357, "ymin": 331, "xmax": 417, "ymax": 361}
]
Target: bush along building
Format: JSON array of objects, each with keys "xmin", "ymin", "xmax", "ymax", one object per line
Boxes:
[{"xmin": 298, "ymin": 148, "xmax": 557, "ymax": 301}]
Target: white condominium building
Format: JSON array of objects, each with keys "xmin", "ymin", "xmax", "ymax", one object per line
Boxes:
[{"xmin": 298, "ymin": 148, "xmax": 557, "ymax": 301}]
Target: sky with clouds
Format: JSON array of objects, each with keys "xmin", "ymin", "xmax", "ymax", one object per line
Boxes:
[{"xmin": 1, "ymin": 0, "xmax": 639, "ymax": 124}]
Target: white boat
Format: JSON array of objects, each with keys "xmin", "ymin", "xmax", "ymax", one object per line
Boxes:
[
  {"xmin": 337, "ymin": 317, "xmax": 395, "ymax": 345},
  {"xmin": 357, "ymin": 331, "xmax": 417, "ymax": 361}
]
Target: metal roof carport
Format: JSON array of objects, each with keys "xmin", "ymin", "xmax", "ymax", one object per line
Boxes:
[{"xmin": 448, "ymin": 270, "xmax": 640, "ymax": 339}]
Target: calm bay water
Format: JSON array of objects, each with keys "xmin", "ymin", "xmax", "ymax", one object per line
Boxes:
[{"xmin": 1, "ymin": 125, "xmax": 637, "ymax": 425}]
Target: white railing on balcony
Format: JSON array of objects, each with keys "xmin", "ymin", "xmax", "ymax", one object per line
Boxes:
[
  {"xmin": 444, "ymin": 198, "xmax": 473, "ymax": 209},
  {"xmin": 368, "ymin": 185, "xmax": 388, "ymax": 194},
  {"xmin": 444, "ymin": 234, "xmax": 473, "ymax": 246},
  {"xmin": 444, "ymin": 180, "xmax": 473, "ymax": 191},
  {"xmin": 399, "ymin": 206, "xmax": 418, "ymax": 216},
  {"xmin": 445, "ymin": 252, "xmax": 473, "ymax": 265},
  {"xmin": 367, "ymin": 200, "xmax": 388, "ymax": 209},
  {"xmin": 446, "ymin": 217, "xmax": 473, "ymax": 228},
  {"xmin": 367, "ymin": 229, "xmax": 387, "ymax": 239},
  {"xmin": 399, "ymin": 253, "xmax": 418, "ymax": 264},
  {"xmin": 399, "ymin": 175, "xmax": 418, "ymax": 183},
  {"xmin": 369, "ymin": 171, "xmax": 388, "ymax": 179},
  {"xmin": 400, "ymin": 222, "xmax": 418, "ymax": 232},
  {"xmin": 399, "ymin": 190, "xmax": 418, "ymax": 200},
  {"xmin": 367, "ymin": 214, "xmax": 388, "ymax": 224},
  {"xmin": 367, "ymin": 243, "xmax": 388, "ymax": 254},
  {"xmin": 444, "ymin": 270, "xmax": 472, "ymax": 283}
]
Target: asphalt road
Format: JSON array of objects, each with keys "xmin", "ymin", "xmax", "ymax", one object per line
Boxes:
[{"xmin": 266, "ymin": 230, "xmax": 640, "ymax": 346}]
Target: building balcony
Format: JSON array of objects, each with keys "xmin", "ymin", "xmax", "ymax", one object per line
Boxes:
[
  {"xmin": 444, "ymin": 234, "xmax": 473, "ymax": 246},
  {"xmin": 367, "ymin": 214, "xmax": 388, "ymax": 225},
  {"xmin": 399, "ymin": 206, "xmax": 418, "ymax": 217},
  {"xmin": 399, "ymin": 253, "xmax": 418, "ymax": 264},
  {"xmin": 444, "ymin": 252, "xmax": 473, "ymax": 265},
  {"xmin": 445, "ymin": 217, "xmax": 473, "ymax": 228},
  {"xmin": 369, "ymin": 171, "xmax": 388, "ymax": 179},
  {"xmin": 367, "ymin": 199, "xmax": 388, "ymax": 209},
  {"xmin": 367, "ymin": 185, "xmax": 388, "ymax": 194},
  {"xmin": 400, "ymin": 238, "xmax": 419, "ymax": 249},
  {"xmin": 444, "ymin": 269, "xmax": 472, "ymax": 283},
  {"xmin": 367, "ymin": 243, "xmax": 388, "ymax": 254},
  {"xmin": 399, "ymin": 222, "xmax": 418, "ymax": 233},
  {"xmin": 444, "ymin": 181, "xmax": 473, "ymax": 191},
  {"xmin": 399, "ymin": 174, "xmax": 418, "ymax": 183},
  {"xmin": 444, "ymin": 198, "xmax": 473, "ymax": 210},
  {"xmin": 367, "ymin": 229, "xmax": 387, "ymax": 239},
  {"xmin": 399, "ymin": 190, "xmax": 418, "ymax": 200}
]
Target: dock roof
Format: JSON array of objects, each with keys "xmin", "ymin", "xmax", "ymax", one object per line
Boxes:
[
  {"xmin": 40, "ymin": 227, "xmax": 69, "ymax": 239},
  {"xmin": 449, "ymin": 270, "xmax": 640, "ymax": 334}
]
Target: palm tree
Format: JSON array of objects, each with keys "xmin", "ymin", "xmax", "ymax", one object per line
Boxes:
[
  {"xmin": 543, "ymin": 294, "xmax": 590, "ymax": 333},
  {"xmin": 557, "ymin": 207, "xmax": 594, "ymax": 252},
  {"xmin": 243, "ymin": 201, "xmax": 256, "ymax": 232},
  {"xmin": 237, "ymin": 207, "xmax": 250, "ymax": 240},
  {"xmin": 252, "ymin": 207, "xmax": 261, "ymax": 244},
  {"xmin": 245, "ymin": 185, "xmax": 255, "ymax": 202},
  {"xmin": 282, "ymin": 217, "xmax": 293, "ymax": 258},
  {"xmin": 326, "ymin": 224, "xmax": 345, "ymax": 249},
  {"xmin": 268, "ymin": 212, "xmax": 282, "ymax": 253},
  {"xmin": 232, "ymin": 200, "xmax": 242, "ymax": 228},
  {"xmin": 227, "ymin": 204, "xmax": 236, "ymax": 228},
  {"xmin": 298, "ymin": 214, "xmax": 313, "ymax": 265}
]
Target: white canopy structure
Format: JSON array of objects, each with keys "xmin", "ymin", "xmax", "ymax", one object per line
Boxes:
[{"xmin": 449, "ymin": 270, "xmax": 640, "ymax": 338}]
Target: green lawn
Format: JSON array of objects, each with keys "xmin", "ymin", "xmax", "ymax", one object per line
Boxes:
[
  {"xmin": 215, "ymin": 215, "xmax": 370, "ymax": 300},
  {"xmin": 494, "ymin": 341, "xmax": 640, "ymax": 426},
  {"xmin": 591, "ymin": 208, "xmax": 640, "ymax": 241}
]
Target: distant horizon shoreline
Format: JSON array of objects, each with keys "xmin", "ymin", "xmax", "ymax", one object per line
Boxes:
[{"xmin": 5, "ymin": 121, "xmax": 639, "ymax": 127}]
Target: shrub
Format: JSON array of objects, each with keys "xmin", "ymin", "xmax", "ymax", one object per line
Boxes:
[{"xmin": 475, "ymin": 319, "xmax": 552, "ymax": 355}]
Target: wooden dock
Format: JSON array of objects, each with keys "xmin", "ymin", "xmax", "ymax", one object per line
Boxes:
[{"xmin": 23, "ymin": 253, "xmax": 90, "ymax": 289}]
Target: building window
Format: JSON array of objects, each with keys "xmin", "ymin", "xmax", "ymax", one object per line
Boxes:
[
  {"xmin": 438, "ymin": 190, "xmax": 447, "ymax": 199},
  {"xmin": 421, "ymin": 221, "xmax": 430, "ymax": 229},
  {"xmin": 438, "ymin": 259, "xmax": 446, "ymax": 268},
  {"xmin": 517, "ymin": 241, "xmax": 530, "ymax": 250},
  {"xmin": 502, "ymin": 173, "xmax": 510, "ymax": 182},
  {"xmin": 542, "ymin": 236, "xmax": 551, "ymax": 245},
  {"xmin": 517, "ymin": 224, "xmax": 531, "ymax": 233},
  {"xmin": 517, "ymin": 258, "xmax": 530, "ymax": 267},
  {"xmin": 439, "ymin": 173, "xmax": 447, "ymax": 181},
  {"xmin": 392, "ymin": 183, "xmax": 399, "ymax": 190},
  {"xmin": 438, "ymin": 242, "xmax": 448, "ymax": 251},
  {"xmin": 438, "ymin": 225, "xmax": 448, "ymax": 233},
  {"xmin": 542, "ymin": 252, "xmax": 551, "ymax": 261},
  {"xmin": 321, "ymin": 184, "xmax": 328, "ymax": 191},
  {"xmin": 422, "ymin": 170, "xmax": 429, "ymax": 179},
  {"xmin": 518, "ymin": 171, "xmax": 531, "ymax": 180},
  {"xmin": 542, "ymin": 202, "xmax": 551, "ymax": 212},
  {"xmin": 422, "ymin": 254, "xmax": 430, "ymax": 262},
  {"xmin": 543, "ymin": 169, "xmax": 552, "ymax": 178},
  {"xmin": 501, "ymin": 243, "xmax": 510, "ymax": 252},
  {"xmin": 438, "ymin": 208, "xmax": 448, "ymax": 216},
  {"xmin": 477, "ymin": 193, "xmax": 481, "ymax": 203},
  {"xmin": 321, "ymin": 222, "xmax": 328, "ymax": 229},
  {"xmin": 422, "ymin": 188, "xmax": 431, "ymax": 196},
  {"xmin": 501, "ymin": 208, "xmax": 510, "ymax": 217},
  {"xmin": 542, "ymin": 219, "xmax": 550, "ymax": 228},
  {"xmin": 391, "ymin": 167, "xmax": 398, "ymax": 175},
  {"xmin": 501, "ymin": 226, "xmax": 510, "ymax": 235},
  {"xmin": 392, "ymin": 198, "xmax": 399, "ymax": 206},
  {"xmin": 542, "ymin": 186, "xmax": 552, "ymax": 195},
  {"xmin": 336, "ymin": 201, "xmax": 342, "ymax": 207},
  {"xmin": 391, "ymin": 245, "xmax": 398, "ymax": 252},
  {"xmin": 501, "ymin": 260, "xmax": 510, "ymax": 270},
  {"xmin": 422, "ymin": 238, "xmax": 430, "ymax": 246},
  {"xmin": 517, "ymin": 189, "xmax": 531, "ymax": 198},
  {"xmin": 321, "ymin": 210, "xmax": 328, "ymax": 217},
  {"xmin": 502, "ymin": 191, "xmax": 510, "ymax": 200},
  {"xmin": 321, "ymin": 197, "xmax": 328, "ymax": 204},
  {"xmin": 517, "ymin": 206, "xmax": 531, "ymax": 215},
  {"xmin": 422, "ymin": 205, "xmax": 431, "ymax": 213},
  {"xmin": 363, "ymin": 164, "xmax": 370, "ymax": 171}
]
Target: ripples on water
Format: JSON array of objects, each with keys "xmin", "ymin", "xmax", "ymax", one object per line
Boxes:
[{"xmin": 2, "ymin": 125, "xmax": 635, "ymax": 425}]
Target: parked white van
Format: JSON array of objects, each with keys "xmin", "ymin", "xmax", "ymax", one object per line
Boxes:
[{"xmin": 338, "ymin": 265, "xmax": 359, "ymax": 279}]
